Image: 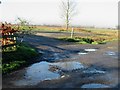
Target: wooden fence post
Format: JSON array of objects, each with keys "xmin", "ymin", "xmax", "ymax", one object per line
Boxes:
[{"xmin": 71, "ymin": 28, "xmax": 74, "ymax": 38}]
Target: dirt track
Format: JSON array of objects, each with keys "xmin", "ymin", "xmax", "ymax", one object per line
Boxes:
[{"xmin": 2, "ymin": 32, "xmax": 119, "ymax": 88}]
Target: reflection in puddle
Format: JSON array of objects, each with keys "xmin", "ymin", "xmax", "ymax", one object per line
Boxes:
[
  {"xmin": 84, "ymin": 49, "xmax": 97, "ymax": 52},
  {"xmin": 51, "ymin": 61, "xmax": 85, "ymax": 71},
  {"xmin": 78, "ymin": 52, "xmax": 88, "ymax": 55},
  {"xmin": 15, "ymin": 61, "xmax": 60, "ymax": 86},
  {"xmin": 81, "ymin": 83, "xmax": 110, "ymax": 88}
]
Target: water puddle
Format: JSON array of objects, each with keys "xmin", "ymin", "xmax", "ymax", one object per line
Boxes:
[
  {"xmin": 83, "ymin": 68, "xmax": 105, "ymax": 74},
  {"xmin": 81, "ymin": 83, "xmax": 110, "ymax": 88},
  {"xmin": 104, "ymin": 51, "xmax": 118, "ymax": 58},
  {"xmin": 14, "ymin": 61, "xmax": 60, "ymax": 86},
  {"xmin": 14, "ymin": 61, "xmax": 84, "ymax": 86},
  {"xmin": 77, "ymin": 49, "xmax": 97, "ymax": 55},
  {"xmin": 78, "ymin": 52, "xmax": 88, "ymax": 55},
  {"xmin": 105, "ymin": 51, "xmax": 116, "ymax": 56},
  {"xmin": 84, "ymin": 49, "xmax": 97, "ymax": 52}
]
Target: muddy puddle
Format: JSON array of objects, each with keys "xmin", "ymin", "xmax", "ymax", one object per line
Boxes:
[
  {"xmin": 14, "ymin": 61, "xmax": 85, "ymax": 86},
  {"xmin": 38, "ymin": 48, "xmax": 98, "ymax": 61}
]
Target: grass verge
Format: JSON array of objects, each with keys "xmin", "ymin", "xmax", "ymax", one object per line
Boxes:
[
  {"xmin": 58, "ymin": 37, "xmax": 111, "ymax": 44},
  {"xmin": 2, "ymin": 42, "xmax": 39, "ymax": 74}
]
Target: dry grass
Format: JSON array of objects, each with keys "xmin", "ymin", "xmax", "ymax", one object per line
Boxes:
[
  {"xmin": 33, "ymin": 26, "xmax": 118, "ymax": 43},
  {"xmin": 81, "ymin": 28, "xmax": 118, "ymax": 41}
]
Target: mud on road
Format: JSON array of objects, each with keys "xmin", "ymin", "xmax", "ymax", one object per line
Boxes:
[{"xmin": 2, "ymin": 32, "xmax": 119, "ymax": 88}]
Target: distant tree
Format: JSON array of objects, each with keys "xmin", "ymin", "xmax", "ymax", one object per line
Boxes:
[{"xmin": 60, "ymin": 0, "xmax": 77, "ymax": 31}]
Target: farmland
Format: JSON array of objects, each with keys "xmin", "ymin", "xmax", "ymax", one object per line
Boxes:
[{"xmin": 30, "ymin": 26, "xmax": 118, "ymax": 43}]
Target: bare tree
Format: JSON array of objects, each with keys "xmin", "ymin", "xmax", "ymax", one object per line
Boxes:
[
  {"xmin": 17, "ymin": 17, "xmax": 33, "ymax": 35},
  {"xmin": 60, "ymin": 0, "xmax": 77, "ymax": 31},
  {"xmin": 17, "ymin": 17, "xmax": 28, "ymax": 26}
]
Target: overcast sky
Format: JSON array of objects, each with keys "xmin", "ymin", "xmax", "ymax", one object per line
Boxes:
[{"xmin": 0, "ymin": 0, "xmax": 119, "ymax": 28}]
